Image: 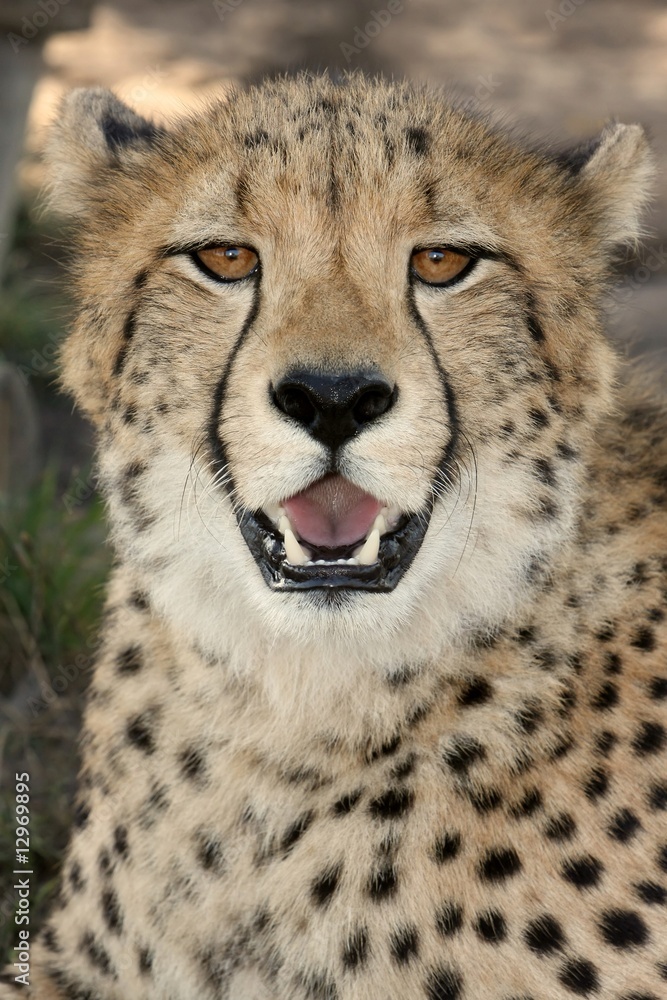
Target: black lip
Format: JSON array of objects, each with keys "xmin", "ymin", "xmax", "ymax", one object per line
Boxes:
[{"xmin": 236, "ymin": 505, "xmax": 432, "ymax": 592}]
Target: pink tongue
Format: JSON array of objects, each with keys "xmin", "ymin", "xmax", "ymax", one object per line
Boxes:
[{"xmin": 283, "ymin": 475, "xmax": 382, "ymax": 548}]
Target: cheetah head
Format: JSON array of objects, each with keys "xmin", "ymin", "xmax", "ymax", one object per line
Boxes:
[{"xmin": 48, "ymin": 76, "xmax": 652, "ymax": 667}]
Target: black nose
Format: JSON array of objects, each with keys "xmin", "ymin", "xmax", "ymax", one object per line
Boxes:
[{"xmin": 272, "ymin": 369, "xmax": 397, "ymax": 451}]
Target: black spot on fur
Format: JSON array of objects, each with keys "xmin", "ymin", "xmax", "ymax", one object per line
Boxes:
[
  {"xmin": 42, "ymin": 926, "xmax": 61, "ymax": 953},
  {"xmin": 390, "ymin": 924, "xmax": 419, "ymax": 964},
  {"xmin": 603, "ymin": 652, "xmax": 622, "ymax": 675},
  {"xmin": 281, "ymin": 811, "xmax": 315, "ymax": 853},
  {"xmin": 101, "ymin": 888, "xmax": 123, "ymax": 934},
  {"xmin": 478, "ymin": 847, "xmax": 522, "ymax": 882},
  {"xmin": 649, "ymin": 677, "xmax": 667, "ymax": 700},
  {"xmin": 583, "ymin": 767, "xmax": 609, "ymax": 800},
  {"xmin": 474, "ymin": 909, "xmax": 506, "ymax": 943},
  {"xmin": 312, "ymin": 862, "xmax": 342, "ymax": 906},
  {"xmin": 516, "ymin": 624, "xmax": 536, "ymax": 644},
  {"xmin": 529, "ymin": 407, "xmax": 549, "ymax": 428},
  {"xmin": 608, "ymin": 808, "xmax": 642, "ymax": 842},
  {"xmin": 73, "ymin": 801, "xmax": 90, "ymax": 829},
  {"xmin": 524, "ymin": 915, "xmax": 565, "ymax": 953},
  {"xmin": 391, "ymin": 754, "xmax": 416, "ymax": 780},
  {"xmin": 534, "ymin": 458, "xmax": 556, "ymax": 487},
  {"xmin": 138, "ymin": 948, "xmax": 153, "ymax": 975},
  {"xmin": 113, "ymin": 825, "xmax": 128, "ymax": 859},
  {"xmin": 443, "ymin": 736, "xmax": 486, "ymax": 774},
  {"xmin": 195, "ymin": 833, "xmax": 225, "ymax": 875},
  {"xmin": 458, "ymin": 677, "xmax": 493, "ymax": 706},
  {"xmin": 648, "ymin": 782, "xmax": 667, "ymax": 810},
  {"xmin": 594, "ymin": 730, "xmax": 617, "ymax": 756},
  {"xmin": 432, "ymin": 831, "xmax": 461, "ymax": 864},
  {"xmin": 436, "ymin": 902, "xmax": 464, "ymax": 937},
  {"xmin": 116, "ymin": 645, "xmax": 142, "ymax": 675},
  {"xmin": 404, "ymin": 126, "xmax": 430, "ymax": 155},
  {"xmin": 634, "ymin": 880, "xmax": 666, "ymax": 905},
  {"xmin": 631, "ymin": 720, "xmax": 666, "ymax": 755},
  {"xmin": 590, "ymin": 681, "xmax": 619, "ymax": 711},
  {"xmin": 332, "ymin": 790, "xmax": 362, "ymax": 815},
  {"xmin": 558, "ymin": 957, "xmax": 599, "ymax": 995},
  {"xmin": 368, "ymin": 786, "xmax": 415, "ymax": 820},
  {"xmin": 658, "ymin": 844, "xmax": 667, "ymax": 873},
  {"xmin": 367, "ymin": 733, "xmax": 401, "ymax": 760},
  {"xmin": 367, "ymin": 860, "xmax": 397, "ymax": 900},
  {"xmin": 544, "ymin": 813, "xmax": 577, "ymax": 841},
  {"xmin": 81, "ymin": 932, "xmax": 113, "ymax": 976},
  {"xmin": 598, "ymin": 908, "xmax": 649, "ymax": 948},
  {"xmin": 556, "ymin": 441, "xmax": 578, "ymax": 460},
  {"xmin": 561, "ymin": 855, "xmax": 603, "ymax": 890},
  {"xmin": 244, "ymin": 128, "xmax": 270, "ymax": 148},
  {"xmin": 515, "ymin": 703, "xmax": 543, "ymax": 734},
  {"xmin": 69, "ymin": 861, "xmax": 85, "ymax": 891},
  {"xmin": 510, "ymin": 788, "xmax": 542, "ymax": 818},
  {"xmin": 179, "ymin": 746, "xmax": 207, "ymax": 781},
  {"xmin": 467, "ymin": 785, "xmax": 503, "ymax": 813},
  {"xmin": 425, "ymin": 965, "xmax": 463, "ymax": 1000},
  {"xmin": 342, "ymin": 926, "xmax": 369, "ymax": 969},
  {"xmin": 631, "ymin": 626, "xmax": 656, "ymax": 651},
  {"xmin": 126, "ymin": 713, "xmax": 156, "ymax": 754},
  {"xmin": 130, "ymin": 590, "xmax": 149, "ymax": 611}
]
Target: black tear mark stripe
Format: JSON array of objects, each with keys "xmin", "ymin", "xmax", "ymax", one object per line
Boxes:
[
  {"xmin": 112, "ymin": 268, "xmax": 149, "ymax": 378},
  {"xmin": 525, "ymin": 290, "xmax": 545, "ymax": 343},
  {"xmin": 207, "ymin": 282, "xmax": 262, "ymax": 496},
  {"xmin": 406, "ymin": 285, "xmax": 460, "ymax": 502}
]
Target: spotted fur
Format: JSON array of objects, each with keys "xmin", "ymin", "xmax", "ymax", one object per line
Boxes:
[{"xmin": 2, "ymin": 74, "xmax": 666, "ymax": 999}]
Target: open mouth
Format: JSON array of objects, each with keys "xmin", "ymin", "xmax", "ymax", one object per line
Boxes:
[{"xmin": 236, "ymin": 474, "xmax": 432, "ymax": 592}]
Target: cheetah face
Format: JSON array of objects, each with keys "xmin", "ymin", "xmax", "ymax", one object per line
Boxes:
[{"xmin": 49, "ymin": 79, "xmax": 651, "ymax": 661}]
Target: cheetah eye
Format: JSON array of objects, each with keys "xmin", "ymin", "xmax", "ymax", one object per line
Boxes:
[
  {"xmin": 410, "ymin": 247, "xmax": 474, "ymax": 286},
  {"xmin": 193, "ymin": 245, "xmax": 259, "ymax": 282}
]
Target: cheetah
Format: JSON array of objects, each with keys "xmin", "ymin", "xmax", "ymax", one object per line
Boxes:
[{"xmin": 2, "ymin": 73, "xmax": 666, "ymax": 999}]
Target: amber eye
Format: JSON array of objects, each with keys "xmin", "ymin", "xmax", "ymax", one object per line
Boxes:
[
  {"xmin": 194, "ymin": 245, "xmax": 259, "ymax": 281},
  {"xmin": 411, "ymin": 247, "xmax": 473, "ymax": 286}
]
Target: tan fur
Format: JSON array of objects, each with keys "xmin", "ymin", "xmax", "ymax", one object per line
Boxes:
[{"xmin": 2, "ymin": 75, "xmax": 666, "ymax": 1000}]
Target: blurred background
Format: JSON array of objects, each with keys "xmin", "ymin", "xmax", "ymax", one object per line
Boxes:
[{"xmin": 0, "ymin": 0, "xmax": 666, "ymax": 957}]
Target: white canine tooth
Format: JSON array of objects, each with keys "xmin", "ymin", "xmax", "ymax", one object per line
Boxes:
[
  {"xmin": 373, "ymin": 513, "xmax": 387, "ymax": 536},
  {"xmin": 356, "ymin": 528, "xmax": 380, "ymax": 565},
  {"xmin": 284, "ymin": 528, "xmax": 309, "ymax": 565},
  {"xmin": 278, "ymin": 515, "xmax": 291, "ymax": 537}
]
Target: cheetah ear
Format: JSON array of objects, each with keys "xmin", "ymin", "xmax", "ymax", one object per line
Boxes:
[
  {"xmin": 45, "ymin": 88, "xmax": 163, "ymax": 217},
  {"xmin": 560, "ymin": 123, "xmax": 655, "ymax": 248}
]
